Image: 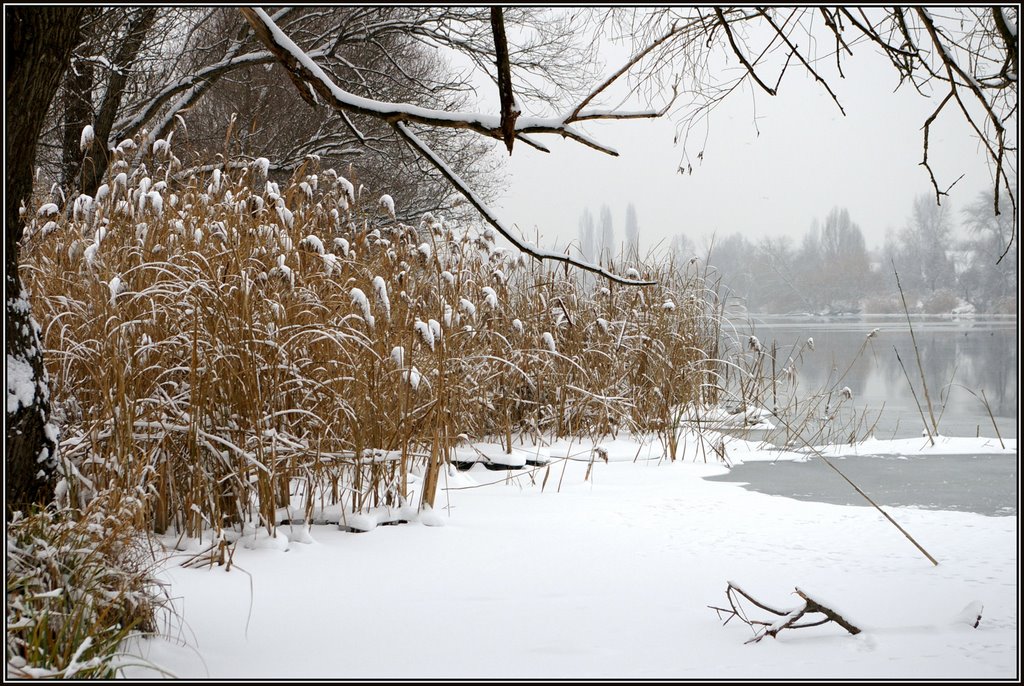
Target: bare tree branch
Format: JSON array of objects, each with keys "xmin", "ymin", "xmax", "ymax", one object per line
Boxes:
[
  {"xmin": 756, "ymin": 7, "xmax": 846, "ymax": 115},
  {"xmin": 919, "ymin": 90, "xmax": 957, "ymax": 204},
  {"xmin": 915, "ymin": 8, "xmax": 1016, "ymax": 260},
  {"xmin": 239, "ymin": 6, "xmax": 669, "ymax": 285},
  {"xmin": 991, "ymin": 8, "xmax": 1018, "ymax": 83},
  {"xmin": 490, "ymin": 7, "xmax": 518, "ymax": 155},
  {"xmin": 633, "ymin": 7, "xmax": 1016, "ymax": 265},
  {"xmin": 568, "ymin": 18, "xmax": 686, "ymax": 122},
  {"xmin": 394, "ymin": 122, "xmax": 655, "ymax": 285},
  {"xmin": 713, "ymin": 8, "xmax": 776, "ymax": 96}
]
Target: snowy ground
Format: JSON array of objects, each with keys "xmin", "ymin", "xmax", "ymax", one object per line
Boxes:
[{"xmin": 120, "ymin": 434, "xmax": 1018, "ymax": 679}]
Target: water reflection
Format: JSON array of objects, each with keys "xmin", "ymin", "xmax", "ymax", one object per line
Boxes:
[{"xmin": 723, "ymin": 315, "xmax": 1018, "ymax": 441}]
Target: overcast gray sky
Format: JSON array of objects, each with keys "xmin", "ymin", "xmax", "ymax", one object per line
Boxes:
[{"xmin": 488, "ymin": 20, "xmax": 994, "ymax": 257}]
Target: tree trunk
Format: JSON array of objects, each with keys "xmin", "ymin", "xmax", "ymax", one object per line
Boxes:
[
  {"xmin": 6, "ymin": 7, "xmax": 83, "ymax": 516},
  {"xmin": 79, "ymin": 8, "xmax": 157, "ymax": 197},
  {"xmin": 61, "ymin": 57, "xmax": 94, "ymax": 193}
]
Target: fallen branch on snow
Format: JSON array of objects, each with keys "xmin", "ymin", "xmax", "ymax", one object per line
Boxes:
[
  {"xmin": 709, "ymin": 581, "xmax": 862, "ymax": 644},
  {"xmin": 710, "ymin": 581, "xmax": 984, "ymax": 644}
]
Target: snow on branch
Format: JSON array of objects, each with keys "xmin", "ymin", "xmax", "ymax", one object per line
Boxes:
[
  {"xmin": 710, "ymin": 581, "xmax": 984, "ymax": 645},
  {"xmin": 240, "ymin": 8, "xmax": 671, "ymax": 141},
  {"xmin": 114, "ymin": 50, "xmax": 284, "ymax": 143},
  {"xmin": 238, "ymin": 6, "xmax": 675, "ymax": 285}
]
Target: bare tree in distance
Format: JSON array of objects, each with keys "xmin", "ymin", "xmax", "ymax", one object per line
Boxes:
[
  {"xmin": 578, "ymin": 209, "xmax": 596, "ymax": 263},
  {"xmin": 624, "ymin": 203, "xmax": 640, "ymax": 263},
  {"xmin": 895, "ymin": 193, "xmax": 958, "ymax": 297},
  {"xmin": 598, "ymin": 205, "xmax": 615, "ymax": 265},
  {"xmin": 959, "ymin": 189, "xmax": 1018, "ymax": 312}
]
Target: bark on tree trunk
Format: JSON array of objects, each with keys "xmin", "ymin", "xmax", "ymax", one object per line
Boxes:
[
  {"xmin": 62, "ymin": 57, "xmax": 94, "ymax": 193},
  {"xmin": 6, "ymin": 7, "xmax": 83, "ymax": 516},
  {"xmin": 78, "ymin": 8, "xmax": 157, "ymax": 197}
]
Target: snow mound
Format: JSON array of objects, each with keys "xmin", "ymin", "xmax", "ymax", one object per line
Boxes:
[
  {"xmin": 340, "ymin": 505, "xmax": 418, "ymax": 533},
  {"xmin": 240, "ymin": 528, "xmax": 290, "ymax": 552},
  {"xmin": 418, "ymin": 506, "xmax": 446, "ymax": 527}
]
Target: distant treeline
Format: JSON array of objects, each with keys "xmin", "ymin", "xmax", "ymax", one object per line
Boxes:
[{"xmin": 676, "ymin": 193, "xmax": 1016, "ymax": 315}]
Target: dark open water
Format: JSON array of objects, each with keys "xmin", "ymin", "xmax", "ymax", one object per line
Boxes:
[{"xmin": 705, "ymin": 453, "xmax": 1017, "ymax": 516}]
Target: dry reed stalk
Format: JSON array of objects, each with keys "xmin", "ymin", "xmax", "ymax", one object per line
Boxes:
[{"xmin": 892, "ymin": 261, "xmax": 940, "ymax": 436}]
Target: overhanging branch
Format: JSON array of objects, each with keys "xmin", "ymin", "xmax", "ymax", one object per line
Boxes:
[
  {"xmin": 394, "ymin": 122, "xmax": 655, "ymax": 286},
  {"xmin": 239, "ymin": 6, "xmax": 665, "ymax": 285}
]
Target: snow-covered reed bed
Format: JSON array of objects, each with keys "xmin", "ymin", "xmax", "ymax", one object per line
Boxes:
[{"xmin": 22, "ymin": 142, "xmax": 724, "ymax": 538}]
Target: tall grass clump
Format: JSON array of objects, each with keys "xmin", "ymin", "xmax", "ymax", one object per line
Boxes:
[
  {"xmin": 6, "ymin": 493, "xmax": 166, "ymax": 678},
  {"xmin": 21, "ymin": 139, "xmax": 723, "ymax": 538}
]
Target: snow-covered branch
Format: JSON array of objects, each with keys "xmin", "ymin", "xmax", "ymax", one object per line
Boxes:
[{"xmin": 239, "ymin": 6, "xmax": 670, "ymax": 285}]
